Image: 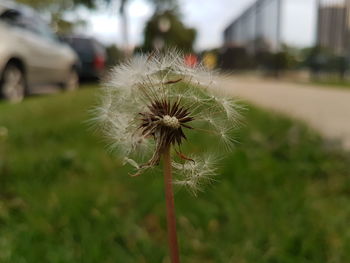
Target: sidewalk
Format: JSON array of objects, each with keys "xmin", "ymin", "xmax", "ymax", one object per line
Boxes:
[{"xmin": 220, "ymin": 76, "xmax": 350, "ymax": 150}]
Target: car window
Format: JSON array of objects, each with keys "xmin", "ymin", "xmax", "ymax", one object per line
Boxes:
[
  {"xmin": 23, "ymin": 14, "xmax": 58, "ymax": 42},
  {"xmin": 32, "ymin": 16, "xmax": 57, "ymax": 41},
  {"xmin": 0, "ymin": 9, "xmax": 26, "ymax": 29},
  {"xmin": 71, "ymin": 39, "xmax": 93, "ymax": 51},
  {"xmin": 0, "ymin": 9, "xmax": 18, "ymax": 22},
  {"xmin": 93, "ymin": 40, "xmax": 106, "ymax": 55},
  {"xmin": 66, "ymin": 38, "xmax": 105, "ymax": 55},
  {"xmin": 0, "ymin": 8, "xmax": 58, "ymax": 42},
  {"xmin": 67, "ymin": 38, "xmax": 94, "ymax": 54}
]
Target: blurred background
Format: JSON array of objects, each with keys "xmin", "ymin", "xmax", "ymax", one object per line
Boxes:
[
  {"xmin": 3, "ymin": 0, "xmax": 350, "ymax": 99},
  {"xmin": 1, "ymin": 0, "xmax": 350, "ymax": 262}
]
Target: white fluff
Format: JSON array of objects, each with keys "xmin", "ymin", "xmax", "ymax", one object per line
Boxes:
[{"xmin": 92, "ymin": 50, "xmax": 241, "ymax": 194}]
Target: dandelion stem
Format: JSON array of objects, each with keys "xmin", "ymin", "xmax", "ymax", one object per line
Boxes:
[{"xmin": 163, "ymin": 146, "xmax": 181, "ymax": 263}]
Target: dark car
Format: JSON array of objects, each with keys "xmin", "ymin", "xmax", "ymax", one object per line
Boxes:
[{"xmin": 62, "ymin": 36, "xmax": 106, "ymax": 80}]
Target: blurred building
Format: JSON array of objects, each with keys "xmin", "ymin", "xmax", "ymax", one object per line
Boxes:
[
  {"xmin": 317, "ymin": 0, "xmax": 350, "ymax": 55},
  {"xmin": 224, "ymin": 0, "xmax": 282, "ymax": 54},
  {"xmin": 223, "ymin": 0, "xmax": 316, "ymax": 54}
]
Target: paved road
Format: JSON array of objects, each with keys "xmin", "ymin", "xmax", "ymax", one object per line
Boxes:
[{"xmin": 220, "ymin": 76, "xmax": 350, "ymax": 150}]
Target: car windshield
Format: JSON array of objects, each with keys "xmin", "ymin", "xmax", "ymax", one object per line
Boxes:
[{"xmin": 67, "ymin": 38, "xmax": 94, "ymax": 53}]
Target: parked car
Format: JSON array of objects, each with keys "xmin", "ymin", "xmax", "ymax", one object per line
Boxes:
[
  {"xmin": 0, "ymin": 1, "xmax": 79, "ymax": 102},
  {"xmin": 62, "ymin": 35, "xmax": 106, "ymax": 80}
]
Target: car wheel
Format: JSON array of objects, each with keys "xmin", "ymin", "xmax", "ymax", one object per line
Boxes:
[
  {"xmin": 64, "ymin": 68, "xmax": 79, "ymax": 91},
  {"xmin": 0, "ymin": 63, "xmax": 26, "ymax": 102}
]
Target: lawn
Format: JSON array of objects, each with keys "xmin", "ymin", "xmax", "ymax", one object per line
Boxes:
[
  {"xmin": 0, "ymin": 86, "xmax": 350, "ymax": 263},
  {"xmin": 310, "ymin": 79, "xmax": 350, "ymax": 89}
]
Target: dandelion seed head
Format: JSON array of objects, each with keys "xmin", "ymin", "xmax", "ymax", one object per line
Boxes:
[{"xmin": 92, "ymin": 49, "xmax": 241, "ymax": 193}]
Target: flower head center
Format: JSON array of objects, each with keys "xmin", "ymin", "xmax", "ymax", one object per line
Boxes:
[{"xmin": 162, "ymin": 115, "xmax": 180, "ymax": 129}]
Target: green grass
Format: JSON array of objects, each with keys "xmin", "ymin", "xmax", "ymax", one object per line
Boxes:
[
  {"xmin": 0, "ymin": 86, "xmax": 350, "ymax": 263},
  {"xmin": 310, "ymin": 79, "xmax": 350, "ymax": 89}
]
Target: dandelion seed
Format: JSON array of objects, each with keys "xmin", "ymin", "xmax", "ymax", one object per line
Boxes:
[
  {"xmin": 123, "ymin": 157, "xmax": 140, "ymax": 169},
  {"xmin": 173, "ymin": 154, "xmax": 218, "ymax": 194}
]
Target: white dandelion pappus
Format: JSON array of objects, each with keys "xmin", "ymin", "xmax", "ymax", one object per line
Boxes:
[
  {"xmin": 94, "ymin": 50, "xmax": 241, "ymax": 193},
  {"xmin": 172, "ymin": 154, "xmax": 219, "ymax": 195}
]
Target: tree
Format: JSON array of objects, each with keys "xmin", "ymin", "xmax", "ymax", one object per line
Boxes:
[
  {"xmin": 103, "ymin": 0, "xmax": 177, "ymax": 54},
  {"xmin": 142, "ymin": 10, "xmax": 196, "ymax": 52}
]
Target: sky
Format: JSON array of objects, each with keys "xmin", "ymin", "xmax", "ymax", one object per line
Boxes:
[{"xmin": 81, "ymin": 0, "xmax": 317, "ymax": 51}]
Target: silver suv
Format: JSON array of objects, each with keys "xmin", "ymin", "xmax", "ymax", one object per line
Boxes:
[{"xmin": 0, "ymin": 2, "xmax": 79, "ymax": 102}]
